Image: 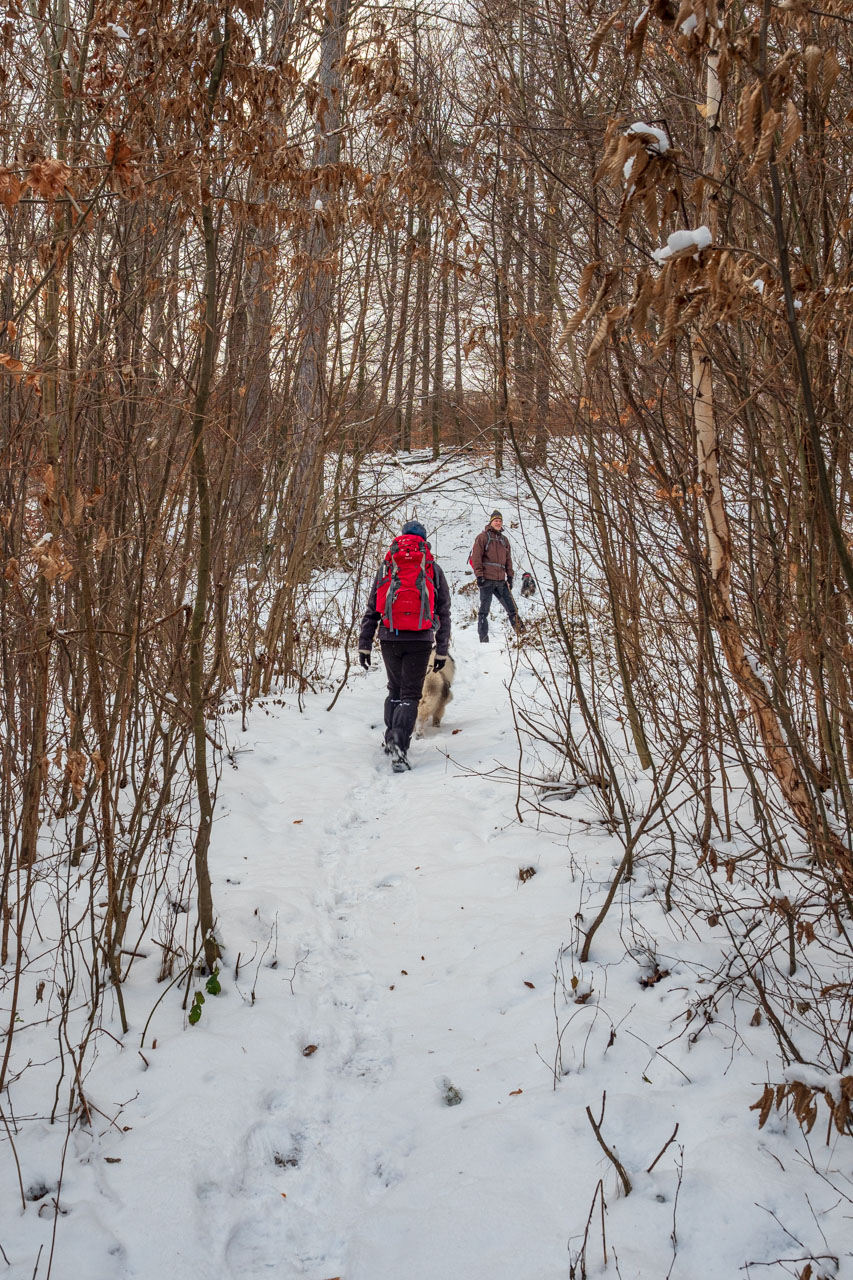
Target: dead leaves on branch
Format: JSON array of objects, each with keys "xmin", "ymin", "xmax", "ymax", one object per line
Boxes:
[
  {"xmin": 1, "ymin": 468, "xmax": 108, "ymax": 590},
  {"xmin": 105, "ymin": 133, "xmax": 144, "ymax": 199},
  {"xmin": 595, "ymin": 117, "xmax": 681, "ymax": 241},
  {"xmin": 0, "ymin": 158, "xmax": 72, "ymax": 210},
  {"xmin": 575, "ymin": 241, "xmax": 777, "ymax": 369},
  {"xmin": 26, "ymin": 158, "xmax": 72, "ymax": 201},
  {"xmin": 581, "ymin": 29, "xmax": 822, "ymax": 371},
  {"xmin": 751, "ymin": 1075, "xmax": 853, "ymax": 1138},
  {"xmin": 30, "ymin": 537, "xmax": 74, "ymax": 585},
  {"xmin": 0, "ymin": 167, "xmax": 21, "ymax": 210},
  {"xmin": 0, "ymin": 351, "xmax": 25, "ymax": 375}
]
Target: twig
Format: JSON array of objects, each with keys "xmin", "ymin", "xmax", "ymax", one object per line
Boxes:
[
  {"xmin": 0, "ymin": 1103, "xmax": 26, "ymax": 1211},
  {"xmin": 569, "ymin": 1178, "xmax": 607, "ymax": 1280},
  {"xmin": 251, "ymin": 916, "xmax": 279, "ymax": 1003},
  {"xmin": 666, "ymin": 1147, "xmax": 684, "ymax": 1280},
  {"xmin": 286, "ymin": 946, "xmax": 310, "ymax": 995},
  {"xmin": 647, "ymin": 1122, "xmax": 680, "ymax": 1173},
  {"xmin": 585, "ymin": 1092, "xmax": 632, "ymax": 1196}
]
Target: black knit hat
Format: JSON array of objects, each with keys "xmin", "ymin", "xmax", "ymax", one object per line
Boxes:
[{"xmin": 489, "ymin": 510, "xmax": 503, "ymax": 521}]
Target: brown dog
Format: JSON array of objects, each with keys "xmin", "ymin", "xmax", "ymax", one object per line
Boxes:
[{"xmin": 415, "ymin": 653, "xmax": 456, "ymax": 737}]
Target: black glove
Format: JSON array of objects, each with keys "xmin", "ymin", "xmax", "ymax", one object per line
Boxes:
[
  {"xmin": 477, "ymin": 577, "xmax": 486, "ymax": 587},
  {"xmin": 433, "ymin": 657, "xmax": 447, "ymax": 672},
  {"xmin": 507, "ymin": 577, "xmax": 514, "ymax": 590},
  {"xmin": 358, "ymin": 651, "xmax": 371, "ymax": 670}
]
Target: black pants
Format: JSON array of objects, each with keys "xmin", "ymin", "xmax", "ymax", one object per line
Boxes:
[
  {"xmin": 478, "ymin": 580, "xmax": 517, "ymax": 640},
  {"xmin": 380, "ymin": 640, "xmax": 433, "ymax": 751}
]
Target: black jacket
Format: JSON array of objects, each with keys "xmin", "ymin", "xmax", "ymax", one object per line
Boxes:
[{"xmin": 358, "ymin": 561, "xmax": 451, "ymax": 656}]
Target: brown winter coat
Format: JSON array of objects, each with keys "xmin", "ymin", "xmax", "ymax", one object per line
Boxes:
[{"xmin": 470, "ymin": 525, "xmax": 514, "ymax": 583}]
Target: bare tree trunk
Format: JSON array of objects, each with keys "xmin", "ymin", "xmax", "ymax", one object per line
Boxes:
[
  {"xmin": 534, "ymin": 191, "xmax": 556, "ymax": 465},
  {"xmin": 432, "ymin": 264, "xmax": 449, "ymax": 459},
  {"xmin": 286, "ymin": 0, "xmax": 350, "ymax": 554},
  {"xmin": 692, "ymin": 13, "xmax": 850, "ymax": 877},
  {"xmin": 188, "ymin": 23, "xmax": 229, "ymax": 973},
  {"xmin": 419, "ymin": 216, "xmax": 432, "ymax": 445},
  {"xmin": 452, "ymin": 242, "xmax": 465, "ymax": 446},
  {"xmin": 394, "ymin": 209, "xmax": 415, "ymax": 451}
]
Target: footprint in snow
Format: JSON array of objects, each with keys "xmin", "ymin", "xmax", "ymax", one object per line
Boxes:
[
  {"xmin": 340, "ymin": 1032, "xmax": 392, "ymax": 1085},
  {"xmin": 239, "ymin": 1119, "xmax": 305, "ymax": 1187},
  {"xmin": 224, "ymin": 1210, "xmax": 289, "ymax": 1276}
]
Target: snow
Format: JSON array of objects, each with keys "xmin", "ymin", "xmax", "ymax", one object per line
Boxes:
[
  {"xmin": 105, "ymin": 22, "xmax": 130, "ymax": 38},
  {"xmin": 680, "ymin": 12, "xmax": 698, "ymax": 34},
  {"xmin": 626, "ymin": 121, "xmax": 670, "ymax": 154},
  {"xmin": 752, "ymin": 278, "xmax": 765, "ymax": 294},
  {"xmin": 744, "ymin": 650, "xmax": 771, "ymax": 695},
  {"xmin": 3, "ymin": 456, "xmax": 851, "ymax": 1279},
  {"xmin": 653, "ymin": 225, "xmax": 712, "ymax": 264},
  {"xmin": 633, "ymin": 6, "xmax": 650, "ymax": 32},
  {"xmin": 782, "ymin": 1064, "xmax": 843, "ymax": 1101}
]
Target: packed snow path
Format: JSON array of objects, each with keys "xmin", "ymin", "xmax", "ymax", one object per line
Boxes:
[
  {"xmin": 91, "ymin": 614, "xmax": 586, "ymax": 1280},
  {"xmin": 204, "ymin": 624, "xmax": 561, "ymax": 1279}
]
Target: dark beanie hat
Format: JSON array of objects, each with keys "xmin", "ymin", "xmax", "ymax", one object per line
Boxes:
[
  {"xmin": 490, "ymin": 510, "xmax": 503, "ymax": 521},
  {"xmin": 402, "ymin": 520, "xmax": 427, "ymax": 540}
]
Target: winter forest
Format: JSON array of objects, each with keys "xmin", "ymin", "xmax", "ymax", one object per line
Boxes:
[{"xmin": 2, "ymin": 0, "xmax": 853, "ymax": 1274}]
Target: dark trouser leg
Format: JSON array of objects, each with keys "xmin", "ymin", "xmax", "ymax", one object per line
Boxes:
[
  {"xmin": 381, "ymin": 641, "xmax": 432, "ymax": 752},
  {"xmin": 478, "ymin": 581, "xmax": 496, "ymax": 640},
  {"xmin": 494, "ymin": 581, "xmax": 518, "ymax": 630},
  {"xmin": 390, "ymin": 700, "xmax": 418, "ymax": 752},
  {"xmin": 392, "ymin": 644, "xmax": 433, "ymax": 751},
  {"xmin": 381, "ymin": 643, "xmax": 404, "ymax": 743}
]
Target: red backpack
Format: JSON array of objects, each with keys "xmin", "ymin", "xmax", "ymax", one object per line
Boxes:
[{"xmin": 376, "ymin": 534, "xmax": 436, "ymax": 632}]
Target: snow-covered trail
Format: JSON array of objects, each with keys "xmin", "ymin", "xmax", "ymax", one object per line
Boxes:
[
  {"xmin": 61, "ymin": 518, "xmax": 590, "ymax": 1280},
  {"xmin": 199, "ymin": 611, "xmax": 578, "ymax": 1280},
  {"xmin": 9, "ymin": 467, "xmax": 851, "ymax": 1280}
]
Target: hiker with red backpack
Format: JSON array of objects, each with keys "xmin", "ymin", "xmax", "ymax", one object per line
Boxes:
[
  {"xmin": 470, "ymin": 510, "xmax": 518, "ymax": 643},
  {"xmin": 358, "ymin": 520, "xmax": 452, "ymax": 772}
]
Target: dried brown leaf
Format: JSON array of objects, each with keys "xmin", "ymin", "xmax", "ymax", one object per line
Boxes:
[
  {"xmin": 803, "ymin": 45, "xmax": 822, "ymax": 93},
  {"xmin": 750, "ymin": 1083, "xmax": 774, "ymax": 1129},
  {"xmin": 776, "ymin": 99, "xmax": 802, "ymax": 162},
  {"xmin": 735, "ymin": 82, "xmax": 762, "ymax": 155},
  {"xmin": 0, "ymin": 167, "xmax": 21, "ymax": 211},
  {"xmin": 747, "ymin": 108, "xmax": 781, "ymax": 179},
  {"xmin": 578, "ymin": 260, "xmax": 602, "ymax": 304},
  {"xmin": 821, "ymin": 47, "xmax": 840, "ymax": 108},
  {"xmin": 585, "ymin": 311, "xmax": 612, "ymax": 372}
]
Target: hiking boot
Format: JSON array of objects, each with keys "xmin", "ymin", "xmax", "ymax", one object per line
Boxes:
[
  {"xmin": 388, "ymin": 742, "xmax": 410, "ymax": 772},
  {"xmin": 480, "ymin": 635, "xmax": 489, "ymax": 643}
]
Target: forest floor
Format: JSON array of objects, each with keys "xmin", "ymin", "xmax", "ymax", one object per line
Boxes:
[{"xmin": 4, "ymin": 458, "xmax": 852, "ymax": 1280}]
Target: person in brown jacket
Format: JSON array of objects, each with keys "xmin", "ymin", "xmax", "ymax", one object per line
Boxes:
[{"xmin": 470, "ymin": 510, "xmax": 518, "ymax": 642}]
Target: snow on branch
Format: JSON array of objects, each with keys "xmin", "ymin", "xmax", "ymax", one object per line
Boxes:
[{"xmin": 652, "ymin": 226, "xmax": 712, "ymax": 265}]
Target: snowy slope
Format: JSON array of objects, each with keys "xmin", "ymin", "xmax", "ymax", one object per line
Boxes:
[{"xmin": 2, "ymin": 457, "xmax": 850, "ymax": 1280}]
